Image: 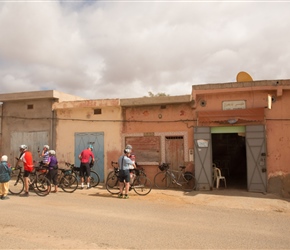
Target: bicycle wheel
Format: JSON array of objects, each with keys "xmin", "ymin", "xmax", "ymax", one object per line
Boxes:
[
  {"xmin": 106, "ymin": 170, "xmax": 115, "ymax": 180},
  {"xmin": 133, "ymin": 175, "xmax": 152, "ymax": 196},
  {"xmin": 154, "ymin": 172, "xmax": 171, "ymax": 189},
  {"xmin": 9, "ymin": 173, "xmax": 24, "ymax": 195},
  {"xmin": 181, "ymin": 172, "xmax": 196, "ymax": 191},
  {"xmin": 90, "ymin": 170, "xmax": 100, "ymax": 187},
  {"xmin": 106, "ymin": 175, "xmax": 119, "ymax": 194},
  {"xmin": 34, "ymin": 175, "xmax": 51, "ymax": 196},
  {"xmin": 59, "ymin": 174, "xmax": 78, "ymax": 193}
]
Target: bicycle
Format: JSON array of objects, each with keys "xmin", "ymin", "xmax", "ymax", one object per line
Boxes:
[
  {"xmin": 64, "ymin": 162, "xmax": 100, "ymax": 188},
  {"xmin": 9, "ymin": 165, "xmax": 51, "ymax": 196},
  {"xmin": 106, "ymin": 162, "xmax": 152, "ymax": 196},
  {"xmin": 154, "ymin": 163, "xmax": 196, "ymax": 191},
  {"xmin": 38, "ymin": 163, "xmax": 79, "ymax": 193},
  {"xmin": 107, "ymin": 161, "xmax": 147, "ymax": 179}
]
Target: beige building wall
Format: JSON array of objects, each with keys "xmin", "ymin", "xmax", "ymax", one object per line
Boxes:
[
  {"xmin": 53, "ymin": 99, "xmax": 123, "ymax": 177},
  {"xmin": 0, "ymin": 90, "xmax": 84, "ymax": 167}
]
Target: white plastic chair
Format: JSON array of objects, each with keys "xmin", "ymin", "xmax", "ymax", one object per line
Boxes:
[{"xmin": 213, "ymin": 167, "xmax": 226, "ymax": 189}]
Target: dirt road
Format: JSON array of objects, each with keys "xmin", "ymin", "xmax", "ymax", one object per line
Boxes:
[{"xmin": 1, "ymin": 186, "xmax": 290, "ymax": 249}]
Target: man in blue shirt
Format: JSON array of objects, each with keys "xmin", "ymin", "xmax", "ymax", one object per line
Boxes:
[{"xmin": 118, "ymin": 148, "xmax": 136, "ymax": 199}]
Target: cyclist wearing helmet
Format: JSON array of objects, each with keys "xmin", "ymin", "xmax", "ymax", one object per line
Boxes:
[
  {"xmin": 118, "ymin": 148, "xmax": 136, "ymax": 199},
  {"xmin": 125, "ymin": 144, "xmax": 137, "ymax": 182},
  {"xmin": 78, "ymin": 145, "xmax": 95, "ymax": 189},
  {"xmin": 39, "ymin": 145, "xmax": 50, "ymax": 164},
  {"xmin": 18, "ymin": 145, "xmax": 34, "ymax": 197},
  {"xmin": 45, "ymin": 150, "xmax": 58, "ymax": 193}
]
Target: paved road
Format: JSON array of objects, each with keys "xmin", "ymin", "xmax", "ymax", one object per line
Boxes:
[{"xmin": 1, "ymin": 185, "xmax": 290, "ymax": 249}]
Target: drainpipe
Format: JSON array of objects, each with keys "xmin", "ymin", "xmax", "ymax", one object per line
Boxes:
[{"xmin": 51, "ymin": 100, "xmax": 56, "ymax": 150}]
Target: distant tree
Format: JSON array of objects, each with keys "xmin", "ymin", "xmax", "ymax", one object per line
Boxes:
[{"xmin": 146, "ymin": 91, "xmax": 169, "ymax": 97}]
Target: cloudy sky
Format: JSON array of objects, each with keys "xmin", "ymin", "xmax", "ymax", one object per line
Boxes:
[{"xmin": 0, "ymin": 0, "xmax": 289, "ymax": 99}]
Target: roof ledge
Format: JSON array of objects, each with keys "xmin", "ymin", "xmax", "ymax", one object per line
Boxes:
[{"xmin": 120, "ymin": 95, "xmax": 192, "ymax": 107}]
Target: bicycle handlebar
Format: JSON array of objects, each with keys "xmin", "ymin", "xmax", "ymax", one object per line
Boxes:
[{"xmin": 65, "ymin": 162, "xmax": 75, "ymax": 167}]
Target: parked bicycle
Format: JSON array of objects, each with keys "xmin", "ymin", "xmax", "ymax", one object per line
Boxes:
[
  {"xmin": 9, "ymin": 165, "xmax": 51, "ymax": 196},
  {"xmin": 106, "ymin": 161, "xmax": 152, "ymax": 196},
  {"xmin": 38, "ymin": 163, "xmax": 79, "ymax": 193},
  {"xmin": 154, "ymin": 163, "xmax": 196, "ymax": 191},
  {"xmin": 65, "ymin": 162, "xmax": 100, "ymax": 188}
]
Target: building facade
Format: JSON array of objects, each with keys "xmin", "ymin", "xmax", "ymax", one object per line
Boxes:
[
  {"xmin": 1, "ymin": 79, "xmax": 289, "ymax": 197},
  {"xmin": 0, "ymin": 90, "xmax": 84, "ymax": 167}
]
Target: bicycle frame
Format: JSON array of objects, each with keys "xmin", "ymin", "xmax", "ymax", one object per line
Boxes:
[
  {"xmin": 65, "ymin": 162, "xmax": 100, "ymax": 188},
  {"xmin": 9, "ymin": 165, "xmax": 51, "ymax": 196},
  {"xmin": 154, "ymin": 163, "xmax": 196, "ymax": 191},
  {"xmin": 166, "ymin": 169, "xmax": 187, "ymax": 186},
  {"xmin": 106, "ymin": 161, "xmax": 152, "ymax": 196}
]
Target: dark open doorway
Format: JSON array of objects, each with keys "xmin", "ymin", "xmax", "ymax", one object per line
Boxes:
[{"xmin": 212, "ymin": 133, "xmax": 247, "ymax": 189}]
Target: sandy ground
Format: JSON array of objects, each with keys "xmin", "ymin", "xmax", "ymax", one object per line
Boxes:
[{"xmin": 96, "ymin": 185, "xmax": 290, "ymax": 214}]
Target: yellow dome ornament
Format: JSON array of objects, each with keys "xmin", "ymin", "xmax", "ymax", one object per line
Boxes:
[{"xmin": 236, "ymin": 71, "xmax": 253, "ymax": 82}]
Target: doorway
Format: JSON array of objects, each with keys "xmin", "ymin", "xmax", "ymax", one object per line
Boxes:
[
  {"xmin": 195, "ymin": 125, "xmax": 266, "ymax": 192},
  {"xmin": 165, "ymin": 136, "xmax": 184, "ymax": 171},
  {"xmin": 212, "ymin": 132, "xmax": 247, "ymax": 189}
]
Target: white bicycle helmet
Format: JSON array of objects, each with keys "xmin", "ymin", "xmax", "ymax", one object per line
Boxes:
[
  {"xmin": 124, "ymin": 148, "xmax": 132, "ymax": 154},
  {"xmin": 125, "ymin": 144, "xmax": 133, "ymax": 150},
  {"xmin": 48, "ymin": 150, "xmax": 56, "ymax": 155},
  {"xmin": 44, "ymin": 145, "xmax": 49, "ymax": 150},
  {"xmin": 20, "ymin": 145, "xmax": 28, "ymax": 150}
]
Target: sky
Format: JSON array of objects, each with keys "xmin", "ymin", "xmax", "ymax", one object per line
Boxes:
[{"xmin": 0, "ymin": 0, "xmax": 290, "ymax": 100}]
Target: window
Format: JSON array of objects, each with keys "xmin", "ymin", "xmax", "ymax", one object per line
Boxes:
[
  {"xmin": 94, "ymin": 109, "xmax": 102, "ymax": 115},
  {"xmin": 125, "ymin": 136, "xmax": 160, "ymax": 162},
  {"xmin": 27, "ymin": 104, "xmax": 34, "ymax": 110}
]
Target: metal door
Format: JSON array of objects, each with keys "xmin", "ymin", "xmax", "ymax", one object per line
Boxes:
[
  {"xmin": 11, "ymin": 131, "xmax": 49, "ymax": 167},
  {"xmin": 194, "ymin": 127, "xmax": 212, "ymax": 190},
  {"xmin": 75, "ymin": 132, "xmax": 104, "ymax": 182},
  {"xmin": 165, "ymin": 136, "xmax": 184, "ymax": 171},
  {"xmin": 246, "ymin": 125, "xmax": 267, "ymax": 193}
]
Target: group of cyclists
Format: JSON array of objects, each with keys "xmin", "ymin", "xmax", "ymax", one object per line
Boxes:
[
  {"xmin": 1, "ymin": 142, "xmax": 136, "ymax": 199},
  {"xmin": 15, "ymin": 144, "xmax": 58, "ymax": 196}
]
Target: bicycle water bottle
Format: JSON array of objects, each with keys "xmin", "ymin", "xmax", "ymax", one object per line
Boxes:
[{"xmin": 171, "ymin": 173, "xmax": 175, "ymax": 179}]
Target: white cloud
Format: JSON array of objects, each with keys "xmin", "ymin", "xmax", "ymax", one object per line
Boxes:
[{"xmin": 0, "ymin": 1, "xmax": 290, "ymax": 99}]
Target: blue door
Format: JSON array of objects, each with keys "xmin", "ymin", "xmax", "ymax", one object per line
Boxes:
[{"xmin": 75, "ymin": 132, "xmax": 104, "ymax": 182}]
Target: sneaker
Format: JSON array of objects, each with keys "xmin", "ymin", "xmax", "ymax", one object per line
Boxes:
[
  {"xmin": 124, "ymin": 194, "xmax": 129, "ymax": 199},
  {"xmin": 19, "ymin": 192, "xmax": 29, "ymax": 197},
  {"xmin": 87, "ymin": 186, "xmax": 91, "ymax": 189},
  {"xmin": 118, "ymin": 193, "xmax": 123, "ymax": 198},
  {"xmin": 1, "ymin": 196, "xmax": 9, "ymax": 200}
]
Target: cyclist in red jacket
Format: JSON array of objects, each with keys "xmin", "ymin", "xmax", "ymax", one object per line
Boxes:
[
  {"xmin": 78, "ymin": 145, "xmax": 95, "ymax": 189},
  {"xmin": 18, "ymin": 144, "xmax": 34, "ymax": 197}
]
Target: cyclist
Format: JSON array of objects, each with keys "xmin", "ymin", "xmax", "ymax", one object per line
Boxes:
[
  {"xmin": 118, "ymin": 148, "xmax": 136, "ymax": 199},
  {"xmin": 38, "ymin": 145, "xmax": 50, "ymax": 164},
  {"xmin": 45, "ymin": 150, "xmax": 59, "ymax": 193},
  {"xmin": 125, "ymin": 144, "xmax": 136, "ymax": 183},
  {"xmin": 18, "ymin": 144, "xmax": 34, "ymax": 197},
  {"xmin": 78, "ymin": 144, "xmax": 95, "ymax": 189}
]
